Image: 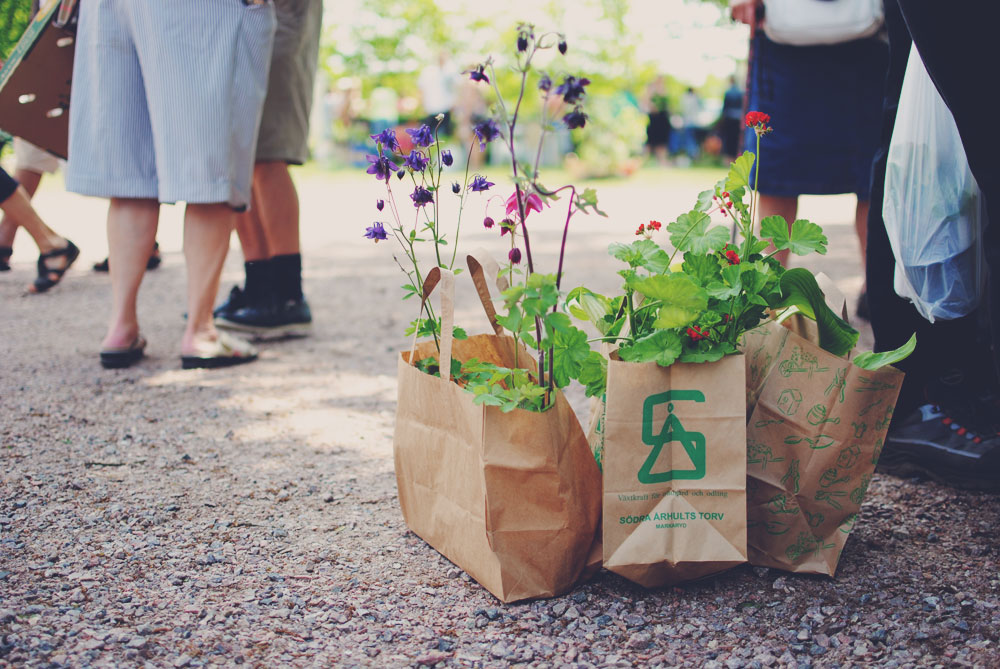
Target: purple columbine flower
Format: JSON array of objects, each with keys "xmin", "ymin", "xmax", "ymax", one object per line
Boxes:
[
  {"xmin": 366, "ymin": 154, "xmax": 398, "ymax": 183},
  {"xmin": 563, "ymin": 107, "xmax": 588, "ymax": 129},
  {"xmin": 556, "ymin": 75, "xmax": 590, "ymax": 105},
  {"xmin": 473, "ymin": 119, "xmax": 502, "ymax": 151},
  {"xmin": 483, "ymin": 216, "xmax": 495, "ymax": 229},
  {"xmin": 403, "ymin": 150, "xmax": 428, "ymax": 172},
  {"xmin": 405, "ymin": 125, "xmax": 434, "ymax": 148},
  {"xmin": 508, "ymin": 247, "xmax": 522, "ymax": 264},
  {"xmin": 468, "ymin": 175, "xmax": 494, "ymax": 192},
  {"xmin": 396, "ymin": 169, "xmax": 406, "ymax": 180},
  {"xmin": 441, "ymin": 149, "xmax": 453, "ymax": 166},
  {"xmin": 410, "ymin": 186, "xmax": 434, "ymax": 208},
  {"xmin": 538, "ymin": 73, "xmax": 552, "ymax": 93},
  {"xmin": 451, "ymin": 182, "xmax": 461, "ymax": 194},
  {"xmin": 370, "ymin": 128, "xmax": 400, "ymax": 152},
  {"xmin": 376, "ymin": 199, "xmax": 385, "ymax": 211},
  {"xmin": 558, "ymin": 40, "xmax": 568, "ymax": 55},
  {"xmin": 500, "ymin": 218, "xmax": 515, "ymax": 236},
  {"xmin": 467, "ymin": 64, "xmax": 489, "ymax": 84},
  {"xmin": 364, "ymin": 221, "xmax": 388, "ymax": 242}
]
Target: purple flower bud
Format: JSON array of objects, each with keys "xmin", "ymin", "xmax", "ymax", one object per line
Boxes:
[
  {"xmin": 500, "ymin": 218, "xmax": 515, "ymax": 236},
  {"xmin": 509, "ymin": 247, "xmax": 522, "ymax": 264},
  {"xmin": 563, "ymin": 107, "xmax": 588, "ymax": 129},
  {"xmin": 451, "ymin": 182, "xmax": 461, "ymax": 194},
  {"xmin": 441, "ymin": 149, "xmax": 453, "ymax": 166},
  {"xmin": 558, "ymin": 40, "xmax": 568, "ymax": 55},
  {"xmin": 376, "ymin": 199, "xmax": 385, "ymax": 211},
  {"xmin": 517, "ymin": 34, "xmax": 528, "ymax": 52},
  {"xmin": 538, "ymin": 73, "xmax": 552, "ymax": 93},
  {"xmin": 396, "ymin": 169, "xmax": 406, "ymax": 180},
  {"xmin": 483, "ymin": 216, "xmax": 495, "ymax": 229}
]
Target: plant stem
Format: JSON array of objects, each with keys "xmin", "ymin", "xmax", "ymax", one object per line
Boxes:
[{"xmin": 448, "ymin": 141, "xmax": 477, "ymax": 268}]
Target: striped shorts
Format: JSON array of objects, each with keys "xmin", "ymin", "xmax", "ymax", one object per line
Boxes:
[{"xmin": 65, "ymin": 0, "xmax": 276, "ymax": 209}]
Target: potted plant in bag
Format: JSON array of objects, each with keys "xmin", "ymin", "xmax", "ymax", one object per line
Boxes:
[{"xmin": 365, "ymin": 25, "xmax": 606, "ymax": 602}]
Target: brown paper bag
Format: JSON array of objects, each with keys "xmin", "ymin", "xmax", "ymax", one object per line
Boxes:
[
  {"xmin": 0, "ymin": 0, "xmax": 76, "ymax": 159},
  {"xmin": 601, "ymin": 354, "xmax": 748, "ymax": 587},
  {"xmin": 743, "ymin": 322, "xmax": 903, "ymax": 575},
  {"xmin": 393, "ymin": 257, "xmax": 602, "ymax": 603}
]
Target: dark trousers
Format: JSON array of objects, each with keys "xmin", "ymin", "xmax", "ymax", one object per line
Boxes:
[
  {"xmin": 0, "ymin": 166, "xmax": 18, "ymax": 205},
  {"xmin": 867, "ymin": 0, "xmax": 1000, "ymax": 414}
]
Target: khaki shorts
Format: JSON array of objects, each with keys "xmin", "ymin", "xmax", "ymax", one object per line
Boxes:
[
  {"xmin": 255, "ymin": 0, "xmax": 323, "ymax": 165},
  {"xmin": 14, "ymin": 138, "xmax": 61, "ymax": 174}
]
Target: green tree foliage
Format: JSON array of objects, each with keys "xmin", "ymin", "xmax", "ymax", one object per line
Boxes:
[{"xmin": 1, "ymin": 0, "xmax": 32, "ymax": 62}]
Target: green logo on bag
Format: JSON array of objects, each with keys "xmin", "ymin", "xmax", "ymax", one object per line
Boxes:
[{"xmin": 639, "ymin": 390, "xmax": 706, "ymax": 483}]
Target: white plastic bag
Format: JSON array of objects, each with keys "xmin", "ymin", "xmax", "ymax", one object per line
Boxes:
[{"xmin": 883, "ymin": 44, "xmax": 985, "ymax": 322}]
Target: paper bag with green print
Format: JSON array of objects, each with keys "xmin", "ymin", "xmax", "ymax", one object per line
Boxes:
[
  {"xmin": 743, "ymin": 321, "xmax": 903, "ymax": 575},
  {"xmin": 601, "ymin": 354, "xmax": 748, "ymax": 587}
]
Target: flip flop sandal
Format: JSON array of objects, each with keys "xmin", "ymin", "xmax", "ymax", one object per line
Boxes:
[
  {"xmin": 32, "ymin": 240, "xmax": 80, "ymax": 293},
  {"xmin": 100, "ymin": 335, "xmax": 147, "ymax": 369},
  {"xmin": 93, "ymin": 242, "xmax": 161, "ymax": 272},
  {"xmin": 181, "ymin": 331, "xmax": 258, "ymax": 370},
  {"xmin": 0, "ymin": 245, "xmax": 12, "ymax": 272}
]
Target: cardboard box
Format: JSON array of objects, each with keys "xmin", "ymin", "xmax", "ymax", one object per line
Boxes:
[{"xmin": 0, "ymin": 0, "xmax": 74, "ymax": 159}]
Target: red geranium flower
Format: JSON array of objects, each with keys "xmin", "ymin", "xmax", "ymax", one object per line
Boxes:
[
  {"xmin": 744, "ymin": 111, "xmax": 770, "ymax": 127},
  {"xmin": 687, "ymin": 325, "xmax": 708, "ymax": 342},
  {"xmin": 647, "ymin": 220, "xmax": 662, "ymax": 232},
  {"xmin": 635, "ymin": 223, "xmax": 646, "ymax": 236},
  {"xmin": 725, "ymin": 249, "xmax": 740, "ymax": 265}
]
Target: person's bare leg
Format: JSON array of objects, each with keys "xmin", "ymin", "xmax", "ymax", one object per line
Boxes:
[
  {"xmin": 254, "ymin": 161, "xmax": 300, "ymax": 255},
  {"xmin": 855, "ymin": 199, "xmax": 869, "ymax": 269},
  {"xmin": 0, "ymin": 170, "xmax": 42, "ymax": 248},
  {"xmin": 102, "ymin": 198, "xmax": 159, "ymax": 349},
  {"xmin": 0, "ymin": 186, "xmax": 67, "ymax": 254},
  {"xmin": 182, "ymin": 203, "xmax": 236, "ymax": 354},
  {"xmin": 758, "ymin": 194, "xmax": 798, "ymax": 267},
  {"xmin": 234, "ymin": 186, "xmax": 270, "ymax": 261}
]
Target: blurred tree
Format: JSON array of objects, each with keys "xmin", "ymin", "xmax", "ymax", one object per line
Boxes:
[{"xmin": 1, "ymin": 0, "xmax": 32, "ymax": 62}]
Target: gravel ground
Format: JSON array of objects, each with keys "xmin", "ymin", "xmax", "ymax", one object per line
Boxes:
[{"xmin": 2, "ymin": 168, "xmax": 999, "ymax": 667}]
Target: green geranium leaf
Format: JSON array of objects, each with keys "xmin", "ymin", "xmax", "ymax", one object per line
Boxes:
[
  {"xmin": 725, "ymin": 151, "xmax": 755, "ymax": 192},
  {"xmin": 695, "ymin": 189, "xmax": 715, "ymax": 212},
  {"xmin": 853, "ymin": 334, "xmax": 916, "ymax": 371},
  {"xmin": 567, "ymin": 287, "xmax": 615, "ymax": 334},
  {"xmin": 706, "ymin": 264, "xmax": 742, "ymax": 300},
  {"xmin": 631, "ymin": 274, "xmax": 708, "ymax": 329},
  {"xmin": 679, "ymin": 343, "xmax": 733, "ymax": 364},
  {"xmin": 577, "ymin": 350, "xmax": 608, "ymax": 397},
  {"xmin": 682, "ymin": 252, "xmax": 722, "ymax": 287},
  {"xmin": 609, "ymin": 239, "xmax": 670, "ymax": 273},
  {"xmin": 619, "ymin": 329, "xmax": 684, "ymax": 367},
  {"xmin": 668, "ymin": 211, "xmax": 729, "ymax": 256},
  {"xmin": 762, "ymin": 217, "xmax": 829, "ymax": 256},
  {"xmin": 551, "ymin": 326, "xmax": 592, "ymax": 388},
  {"xmin": 774, "ymin": 268, "xmax": 859, "ymax": 356},
  {"xmin": 452, "ymin": 326, "xmax": 468, "ymax": 340}
]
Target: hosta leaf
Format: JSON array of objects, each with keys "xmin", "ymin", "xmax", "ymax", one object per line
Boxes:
[
  {"xmin": 774, "ymin": 268, "xmax": 859, "ymax": 356},
  {"xmin": 853, "ymin": 334, "xmax": 916, "ymax": 371}
]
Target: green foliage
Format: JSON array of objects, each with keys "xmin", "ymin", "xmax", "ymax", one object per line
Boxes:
[
  {"xmin": 853, "ymin": 334, "xmax": 917, "ymax": 371},
  {"xmin": 772, "ymin": 269, "xmax": 859, "ymax": 357},
  {"xmin": 668, "ymin": 212, "xmax": 729, "ymax": 256},
  {"xmin": 1, "ymin": 0, "xmax": 32, "ymax": 62}
]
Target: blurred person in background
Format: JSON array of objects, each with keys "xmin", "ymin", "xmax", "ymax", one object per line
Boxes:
[
  {"xmin": 213, "ymin": 0, "xmax": 323, "ymax": 341},
  {"xmin": 719, "ymin": 76, "xmax": 744, "ymax": 161},
  {"xmin": 643, "ymin": 75, "xmax": 671, "ymax": 166},
  {"xmin": 0, "ymin": 159, "xmax": 78, "ymax": 293},
  {"xmin": 732, "ymin": 0, "xmax": 888, "ymax": 320},
  {"xmin": 66, "ymin": 0, "xmax": 275, "ymax": 369},
  {"xmin": 417, "ymin": 51, "xmax": 458, "ymax": 138}
]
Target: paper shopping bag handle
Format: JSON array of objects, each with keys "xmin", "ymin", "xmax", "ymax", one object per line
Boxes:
[
  {"xmin": 466, "ymin": 248, "xmax": 510, "ymax": 336},
  {"xmin": 407, "ymin": 267, "xmax": 456, "ymax": 381}
]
